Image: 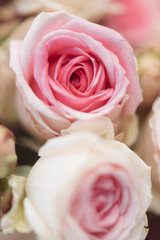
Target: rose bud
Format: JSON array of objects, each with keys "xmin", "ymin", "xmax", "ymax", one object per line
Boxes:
[
  {"xmin": 135, "ymin": 97, "xmax": 160, "ymax": 215},
  {"xmin": 10, "ymin": 11, "xmax": 142, "ymax": 145},
  {"xmin": 24, "ymin": 132, "xmax": 151, "ymax": 240}
]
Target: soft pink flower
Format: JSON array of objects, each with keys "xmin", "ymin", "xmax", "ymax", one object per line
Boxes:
[
  {"xmin": 103, "ymin": 0, "xmax": 160, "ymax": 48},
  {"xmin": 10, "ymin": 11, "xmax": 142, "ymax": 139},
  {"xmin": 24, "ymin": 132, "xmax": 151, "ymax": 240}
]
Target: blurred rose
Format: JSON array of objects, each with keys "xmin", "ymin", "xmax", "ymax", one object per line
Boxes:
[
  {"xmin": 13, "ymin": 0, "xmax": 117, "ymax": 22},
  {"xmin": 24, "ymin": 132, "xmax": 151, "ymax": 240},
  {"xmin": 135, "ymin": 97, "xmax": 160, "ymax": 214},
  {"xmin": 102, "ymin": 0, "xmax": 160, "ymax": 48},
  {"xmin": 137, "ymin": 48, "xmax": 160, "ymax": 111},
  {"xmin": 0, "ymin": 18, "xmax": 33, "ymax": 126},
  {"xmin": 10, "ymin": 11, "xmax": 142, "ymax": 142}
]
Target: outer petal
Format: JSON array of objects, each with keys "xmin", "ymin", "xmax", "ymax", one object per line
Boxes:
[
  {"xmin": 24, "ymin": 198, "xmax": 53, "ymax": 240},
  {"xmin": 20, "ymin": 11, "xmax": 74, "ymax": 79},
  {"xmin": 61, "ymin": 117, "xmax": 114, "ymax": 140}
]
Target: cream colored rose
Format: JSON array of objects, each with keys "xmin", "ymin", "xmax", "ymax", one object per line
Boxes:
[
  {"xmin": 24, "ymin": 132, "xmax": 151, "ymax": 240},
  {"xmin": 13, "ymin": 0, "xmax": 117, "ymax": 22},
  {"xmin": 135, "ymin": 97, "xmax": 160, "ymax": 214}
]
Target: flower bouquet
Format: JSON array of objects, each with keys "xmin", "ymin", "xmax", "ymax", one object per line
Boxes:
[{"xmin": 0, "ymin": 0, "xmax": 160, "ymax": 240}]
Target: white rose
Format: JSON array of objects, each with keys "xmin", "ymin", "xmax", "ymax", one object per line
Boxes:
[{"xmin": 24, "ymin": 132, "xmax": 151, "ymax": 240}]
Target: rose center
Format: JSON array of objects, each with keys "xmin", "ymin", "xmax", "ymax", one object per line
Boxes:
[
  {"xmin": 70, "ymin": 72, "xmax": 81, "ymax": 89},
  {"xmin": 92, "ymin": 176, "xmax": 120, "ymax": 218}
]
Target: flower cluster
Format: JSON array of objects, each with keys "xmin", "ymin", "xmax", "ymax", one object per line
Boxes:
[{"xmin": 0, "ymin": 1, "xmax": 160, "ymax": 240}]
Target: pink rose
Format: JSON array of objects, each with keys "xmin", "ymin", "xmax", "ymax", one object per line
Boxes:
[
  {"xmin": 103, "ymin": 0, "xmax": 160, "ymax": 48},
  {"xmin": 10, "ymin": 11, "xmax": 142, "ymax": 139},
  {"xmin": 24, "ymin": 132, "xmax": 151, "ymax": 240}
]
